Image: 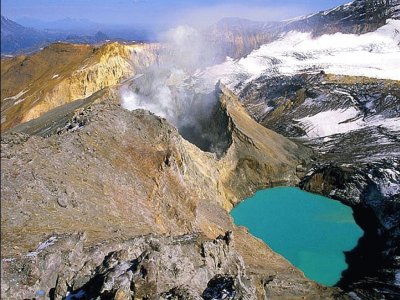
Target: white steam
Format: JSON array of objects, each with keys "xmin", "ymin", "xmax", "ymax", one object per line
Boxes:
[
  {"xmin": 119, "ymin": 25, "xmax": 232, "ymax": 155},
  {"xmin": 120, "ymin": 25, "xmax": 218, "ymax": 127}
]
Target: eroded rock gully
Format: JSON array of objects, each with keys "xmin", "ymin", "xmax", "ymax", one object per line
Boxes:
[{"xmin": 1, "ymin": 87, "xmax": 346, "ymax": 299}]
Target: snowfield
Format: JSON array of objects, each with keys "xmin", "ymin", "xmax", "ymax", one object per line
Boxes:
[
  {"xmin": 195, "ymin": 18, "xmax": 400, "ymax": 139},
  {"xmin": 294, "ymin": 108, "xmax": 400, "ymax": 138},
  {"xmin": 122, "ymin": 18, "xmax": 400, "ymax": 140},
  {"xmin": 199, "ymin": 19, "xmax": 400, "ymax": 91}
]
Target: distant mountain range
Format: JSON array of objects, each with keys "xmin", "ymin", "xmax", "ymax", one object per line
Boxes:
[
  {"xmin": 1, "ymin": 15, "xmax": 154, "ymax": 55},
  {"xmin": 1, "ymin": 15, "xmax": 55, "ymax": 54},
  {"xmin": 1, "ymin": 16, "xmax": 111, "ymax": 55},
  {"xmin": 15, "ymin": 17, "xmax": 103, "ymax": 34}
]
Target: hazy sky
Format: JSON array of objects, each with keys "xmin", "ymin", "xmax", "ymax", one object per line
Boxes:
[{"xmin": 2, "ymin": 0, "xmax": 348, "ymax": 28}]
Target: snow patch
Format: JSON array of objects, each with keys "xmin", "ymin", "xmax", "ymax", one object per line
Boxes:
[
  {"xmin": 348, "ymin": 291, "xmax": 363, "ymax": 300},
  {"xmin": 384, "ymin": 169, "xmax": 400, "ymax": 180},
  {"xmin": 294, "ymin": 108, "xmax": 364, "ymax": 138},
  {"xmin": 26, "ymin": 236, "xmax": 58, "ymax": 258},
  {"xmin": 14, "ymin": 98, "xmax": 27, "ymax": 105},
  {"xmin": 199, "ymin": 19, "xmax": 400, "ymax": 92},
  {"xmin": 295, "ymin": 107, "xmax": 400, "ymax": 138},
  {"xmin": 66, "ymin": 290, "xmax": 86, "ymax": 300},
  {"xmin": 52, "ymin": 74, "xmax": 60, "ymax": 79},
  {"xmin": 78, "ymin": 64, "xmax": 88, "ymax": 71},
  {"xmin": 379, "ymin": 168, "xmax": 400, "ymax": 197},
  {"xmin": 2, "ymin": 258, "xmax": 15, "ymax": 262},
  {"xmin": 370, "ymin": 116, "xmax": 400, "ymax": 131},
  {"xmin": 395, "ymin": 270, "xmax": 400, "ymax": 286},
  {"xmin": 3, "ymin": 89, "xmax": 29, "ymax": 102},
  {"xmin": 380, "ymin": 181, "xmax": 400, "ymax": 198}
]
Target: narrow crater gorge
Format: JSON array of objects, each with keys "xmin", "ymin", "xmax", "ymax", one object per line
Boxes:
[{"xmin": 177, "ymin": 91, "xmax": 232, "ymax": 158}]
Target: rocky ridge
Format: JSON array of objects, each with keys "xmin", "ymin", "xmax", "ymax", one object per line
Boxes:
[
  {"xmin": 1, "ymin": 42, "xmax": 159, "ymax": 132},
  {"xmin": 207, "ymin": 0, "xmax": 400, "ymax": 59},
  {"xmin": 1, "ymin": 86, "xmax": 344, "ymax": 299},
  {"xmin": 238, "ymin": 72, "xmax": 400, "ymax": 298}
]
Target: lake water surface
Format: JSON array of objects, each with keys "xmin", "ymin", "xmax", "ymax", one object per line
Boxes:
[{"xmin": 230, "ymin": 187, "xmax": 363, "ymax": 286}]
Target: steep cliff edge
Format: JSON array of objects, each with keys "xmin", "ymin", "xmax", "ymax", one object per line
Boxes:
[
  {"xmin": 1, "ymin": 88, "xmax": 344, "ymax": 299},
  {"xmin": 238, "ymin": 72, "xmax": 400, "ymax": 298},
  {"xmin": 1, "ymin": 42, "xmax": 158, "ymax": 132},
  {"xmin": 218, "ymin": 85, "xmax": 311, "ymax": 207}
]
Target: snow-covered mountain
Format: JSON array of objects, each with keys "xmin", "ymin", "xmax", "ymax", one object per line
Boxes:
[
  {"xmin": 207, "ymin": 0, "xmax": 400, "ymax": 59},
  {"xmin": 196, "ymin": 2, "xmax": 400, "ymax": 297},
  {"xmin": 194, "ymin": 15, "xmax": 400, "ymax": 147},
  {"xmin": 199, "ymin": 19, "xmax": 400, "ymax": 90}
]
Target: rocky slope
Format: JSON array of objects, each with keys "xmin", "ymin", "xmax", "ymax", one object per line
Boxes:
[
  {"xmin": 238, "ymin": 72, "xmax": 400, "ymax": 298},
  {"xmin": 207, "ymin": 0, "xmax": 400, "ymax": 59},
  {"xmin": 2, "ymin": 1, "xmax": 399, "ymax": 298},
  {"xmin": 1, "ymin": 86, "xmax": 345, "ymax": 299},
  {"xmin": 196, "ymin": 5, "xmax": 400, "ymax": 297},
  {"xmin": 1, "ymin": 42, "xmax": 158, "ymax": 132},
  {"xmin": 203, "ymin": 3, "xmax": 400, "ymax": 295}
]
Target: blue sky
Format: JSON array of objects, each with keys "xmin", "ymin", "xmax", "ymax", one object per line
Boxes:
[{"xmin": 2, "ymin": 0, "xmax": 348, "ymax": 27}]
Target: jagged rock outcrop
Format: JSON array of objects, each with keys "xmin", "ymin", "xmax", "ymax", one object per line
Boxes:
[
  {"xmin": 0, "ymin": 230, "xmax": 346, "ymax": 300},
  {"xmin": 1, "ymin": 232, "xmax": 254, "ymax": 299},
  {"xmin": 1, "ymin": 87, "xmax": 344, "ymax": 299},
  {"xmin": 284, "ymin": 0, "xmax": 400, "ymax": 35},
  {"xmin": 1, "ymin": 42, "xmax": 159, "ymax": 131},
  {"xmin": 218, "ymin": 85, "xmax": 311, "ymax": 206}
]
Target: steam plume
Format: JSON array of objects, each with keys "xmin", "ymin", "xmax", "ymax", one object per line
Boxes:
[{"xmin": 120, "ymin": 26, "xmax": 228, "ymax": 155}]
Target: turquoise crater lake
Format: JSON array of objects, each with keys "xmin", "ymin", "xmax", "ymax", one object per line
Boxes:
[{"xmin": 231, "ymin": 187, "xmax": 363, "ymax": 286}]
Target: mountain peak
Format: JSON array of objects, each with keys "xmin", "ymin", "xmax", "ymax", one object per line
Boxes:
[
  {"xmin": 1, "ymin": 15, "xmax": 35, "ymax": 36},
  {"xmin": 94, "ymin": 31, "xmax": 109, "ymax": 41},
  {"xmin": 292, "ymin": 0, "xmax": 400, "ymax": 35},
  {"xmin": 209, "ymin": 0, "xmax": 400, "ymax": 58}
]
